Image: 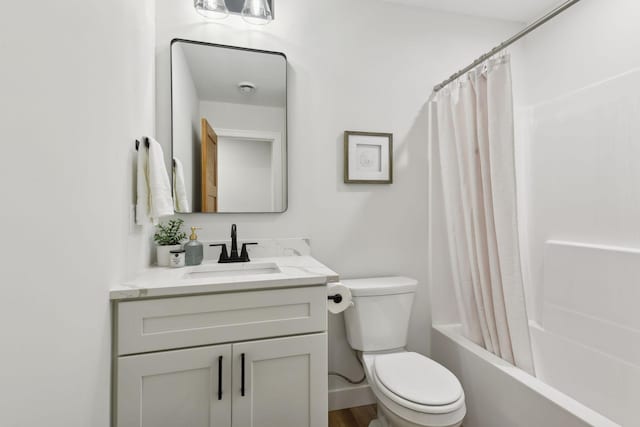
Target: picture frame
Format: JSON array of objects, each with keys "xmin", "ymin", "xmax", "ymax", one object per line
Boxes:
[{"xmin": 344, "ymin": 131, "xmax": 393, "ymax": 184}]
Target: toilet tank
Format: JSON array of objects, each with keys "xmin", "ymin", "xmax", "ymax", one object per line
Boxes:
[{"xmin": 342, "ymin": 277, "xmax": 417, "ymax": 352}]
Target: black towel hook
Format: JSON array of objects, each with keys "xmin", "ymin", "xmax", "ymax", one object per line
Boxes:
[{"xmin": 135, "ymin": 137, "xmax": 150, "ymax": 151}]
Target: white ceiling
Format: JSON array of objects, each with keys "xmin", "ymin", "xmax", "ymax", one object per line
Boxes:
[
  {"xmin": 177, "ymin": 42, "xmax": 286, "ymax": 107},
  {"xmin": 382, "ymin": 0, "xmax": 564, "ymax": 23}
]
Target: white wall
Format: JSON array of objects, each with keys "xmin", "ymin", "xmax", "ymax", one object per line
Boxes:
[
  {"xmin": 155, "ymin": 0, "xmax": 520, "ymax": 392},
  {"xmin": 172, "ymin": 44, "xmax": 201, "ymax": 211},
  {"xmin": 0, "ymin": 1, "xmax": 155, "ymax": 426},
  {"xmin": 510, "ymin": 4, "xmax": 640, "ymax": 421},
  {"xmin": 513, "ymin": 0, "xmax": 640, "ymax": 323}
]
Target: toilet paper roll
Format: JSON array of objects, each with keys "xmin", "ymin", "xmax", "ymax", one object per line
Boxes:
[{"xmin": 327, "ymin": 282, "xmax": 353, "ymax": 314}]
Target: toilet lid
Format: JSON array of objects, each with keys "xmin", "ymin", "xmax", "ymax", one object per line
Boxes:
[
  {"xmin": 374, "ymin": 352, "xmax": 463, "ymax": 406},
  {"xmin": 341, "ymin": 277, "xmax": 417, "ymax": 297}
]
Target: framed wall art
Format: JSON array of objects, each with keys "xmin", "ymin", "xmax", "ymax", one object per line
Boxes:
[{"xmin": 344, "ymin": 131, "xmax": 393, "ymax": 184}]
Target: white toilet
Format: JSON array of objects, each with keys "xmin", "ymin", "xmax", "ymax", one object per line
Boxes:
[{"xmin": 342, "ymin": 277, "xmax": 466, "ymax": 427}]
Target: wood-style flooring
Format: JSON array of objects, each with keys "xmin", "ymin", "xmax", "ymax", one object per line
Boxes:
[
  {"xmin": 328, "ymin": 405, "xmax": 377, "ymax": 427},
  {"xmin": 329, "ymin": 405, "xmax": 463, "ymax": 427}
]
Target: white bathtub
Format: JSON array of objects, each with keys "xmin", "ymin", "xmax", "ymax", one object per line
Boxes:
[
  {"xmin": 530, "ymin": 241, "xmax": 640, "ymax": 426},
  {"xmin": 430, "ymin": 240, "xmax": 640, "ymax": 426},
  {"xmin": 431, "ymin": 324, "xmax": 619, "ymax": 427},
  {"xmin": 529, "ymin": 320, "xmax": 639, "ymax": 427}
]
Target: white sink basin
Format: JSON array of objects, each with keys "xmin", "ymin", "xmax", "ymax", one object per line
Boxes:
[{"xmin": 184, "ymin": 262, "xmax": 281, "ymax": 280}]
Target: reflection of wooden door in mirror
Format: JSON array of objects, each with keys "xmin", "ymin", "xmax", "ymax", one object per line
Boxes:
[{"xmin": 201, "ymin": 118, "xmax": 218, "ymax": 212}]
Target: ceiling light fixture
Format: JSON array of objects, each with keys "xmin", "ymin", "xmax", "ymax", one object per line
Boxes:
[
  {"xmin": 241, "ymin": 0, "xmax": 273, "ymax": 25},
  {"xmin": 238, "ymin": 81, "xmax": 257, "ymax": 94},
  {"xmin": 194, "ymin": 0, "xmax": 229, "ymax": 20}
]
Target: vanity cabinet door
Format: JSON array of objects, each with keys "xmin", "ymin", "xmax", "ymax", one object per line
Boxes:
[
  {"xmin": 231, "ymin": 333, "xmax": 327, "ymax": 427},
  {"xmin": 117, "ymin": 344, "xmax": 232, "ymax": 427}
]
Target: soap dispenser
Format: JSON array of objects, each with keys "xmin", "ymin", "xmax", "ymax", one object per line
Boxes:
[{"xmin": 184, "ymin": 227, "xmax": 204, "ymax": 266}]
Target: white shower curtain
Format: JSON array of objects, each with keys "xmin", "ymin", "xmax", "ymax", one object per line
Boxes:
[{"xmin": 433, "ymin": 55, "xmax": 535, "ymax": 375}]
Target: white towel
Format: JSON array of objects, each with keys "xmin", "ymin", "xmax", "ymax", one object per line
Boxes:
[
  {"xmin": 136, "ymin": 137, "xmax": 174, "ymax": 225},
  {"xmin": 173, "ymin": 157, "xmax": 190, "ymax": 213}
]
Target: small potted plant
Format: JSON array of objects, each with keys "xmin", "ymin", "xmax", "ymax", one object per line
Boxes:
[{"xmin": 154, "ymin": 218, "xmax": 187, "ymax": 266}]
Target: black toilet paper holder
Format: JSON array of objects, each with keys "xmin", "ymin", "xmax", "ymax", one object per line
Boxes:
[{"xmin": 328, "ymin": 294, "xmax": 343, "ymax": 304}]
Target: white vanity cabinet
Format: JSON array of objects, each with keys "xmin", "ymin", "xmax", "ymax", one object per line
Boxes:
[
  {"xmin": 112, "ymin": 284, "xmax": 329, "ymax": 427},
  {"xmin": 117, "ymin": 344, "xmax": 233, "ymax": 427},
  {"xmin": 232, "ymin": 334, "xmax": 326, "ymax": 427}
]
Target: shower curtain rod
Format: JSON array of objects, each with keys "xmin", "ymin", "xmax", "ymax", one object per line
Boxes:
[{"xmin": 432, "ymin": 0, "xmax": 582, "ymax": 93}]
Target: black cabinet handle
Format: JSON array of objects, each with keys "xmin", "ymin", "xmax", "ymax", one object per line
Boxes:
[
  {"xmin": 241, "ymin": 353, "xmax": 246, "ymax": 397},
  {"xmin": 217, "ymin": 355, "xmax": 223, "ymax": 401}
]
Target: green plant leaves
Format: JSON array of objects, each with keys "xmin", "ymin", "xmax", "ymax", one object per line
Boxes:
[{"xmin": 154, "ymin": 218, "xmax": 187, "ymax": 246}]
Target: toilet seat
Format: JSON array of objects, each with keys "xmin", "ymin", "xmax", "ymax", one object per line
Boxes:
[{"xmin": 372, "ymin": 352, "xmax": 465, "ymax": 415}]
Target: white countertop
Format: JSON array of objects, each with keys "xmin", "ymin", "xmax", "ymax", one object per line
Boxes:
[{"xmin": 110, "ymin": 256, "xmax": 339, "ymax": 300}]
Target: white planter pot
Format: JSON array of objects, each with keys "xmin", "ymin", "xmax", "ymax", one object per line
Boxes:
[{"xmin": 156, "ymin": 244, "xmax": 183, "ymax": 267}]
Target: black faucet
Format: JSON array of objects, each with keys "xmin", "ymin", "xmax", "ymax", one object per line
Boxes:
[
  {"xmin": 210, "ymin": 224, "xmax": 258, "ymax": 263},
  {"xmin": 230, "ymin": 224, "xmax": 239, "ymax": 259}
]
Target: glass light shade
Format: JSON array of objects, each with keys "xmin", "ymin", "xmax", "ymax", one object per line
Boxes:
[
  {"xmin": 241, "ymin": 0, "xmax": 273, "ymax": 25},
  {"xmin": 194, "ymin": 0, "xmax": 229, "ymax": 20}
]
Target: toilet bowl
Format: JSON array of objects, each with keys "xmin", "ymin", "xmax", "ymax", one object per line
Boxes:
[
  {"xmin": 342, "ymin": 277, "xmax": 466, "ymax": 427},
  {"xmin": 363, "ymin": 352, "xmax": 465, "ymax": 427}
]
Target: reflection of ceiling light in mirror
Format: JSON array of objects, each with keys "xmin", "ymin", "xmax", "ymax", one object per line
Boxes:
[
  {"xmin": 238, "ymin": 82, "xmax": 257, "ymax": 94},
  {"xmin": 194, "ymin": 0, "xmax": 229, "ymax": 20},
  {"xmin": 241, "ymin": 0, "xmax": 273, "ymax": 25}
]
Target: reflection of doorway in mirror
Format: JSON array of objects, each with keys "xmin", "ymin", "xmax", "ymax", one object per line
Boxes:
[
  {"xmin": 201, "ymin": 118, "xmax": 219, "ymax": 213},
  {"xmin": 215, "ymin": 129, "xmax": 283, "ymax": 213}
]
